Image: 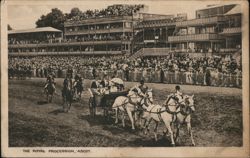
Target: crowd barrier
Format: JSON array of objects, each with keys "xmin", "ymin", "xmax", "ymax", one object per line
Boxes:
[{"xmin": 28, "ymin": 68, "xmax": 242, "ymax": 88}]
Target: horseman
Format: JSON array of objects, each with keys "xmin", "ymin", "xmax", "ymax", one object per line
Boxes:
[
  {"xmin": 131, "ymin": 79, "xmax": 148, "ymax": 98},
  {"xmin": 165, "ymin": 85, "xmax": 184, "ymax": 106},
  {"xmin": 127, "ymin": 79, "xmax": 149, "ymax": 111},
  {"xmin": 73, "ymin": 74, "xmax": 84, "ymax": 98},
  {"xmin": 67, "ymin": 66, "xmax": 73, "ymax": 83},
  {"xmin": 73, "ymin": 74, "xmax": 82, "ymax": 88},
  {"xmin": 44, "ymin": 74, "xmax": 56, "ymax": 93},
  {"xmin": 62, "ymin": 76, "xmax": 71, "ymax": 97},
  {"xmin": 174, "ymin": 85, "xmax": 183, "ymax": 102}
]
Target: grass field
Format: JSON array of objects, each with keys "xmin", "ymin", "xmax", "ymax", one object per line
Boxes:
[{"xmin": 8, "ymin": 78, "xmax": 242, "ymax": 147}]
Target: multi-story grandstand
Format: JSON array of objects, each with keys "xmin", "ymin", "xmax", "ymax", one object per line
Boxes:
[
  {"xmin": 131, "ymin": 4, "xmax": 241, "ymax": 57},
  {"xmin": 8, "ymin": 27, "xmax": 63, "ymax": 56},
  {"xmin": 8, "ymin": 4, "xmax": 241, "ymax": 57}
]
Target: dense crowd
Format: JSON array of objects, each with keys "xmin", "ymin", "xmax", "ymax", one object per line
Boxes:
[
  {"xmin": 67, "ymin": 4, "xmax": 144, "ymax": 22},
  {"xmin": 63, "ymin": 33, "xmax": 131, "ymax": 43},
  {"xmin": 9, "ymin": 33, "xmax": 130, "ymax": 46},
  {"xmin": 8, "ymin": 33, "xmax": 62, "ymax": 45},
  {"xmin": 8, "ymin": 53, "xmax": 242, "ymax": 87}
]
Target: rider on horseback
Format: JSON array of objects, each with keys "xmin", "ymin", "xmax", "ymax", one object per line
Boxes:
[
  {"xmin": 174, "ymin": 85, "xmax": 183, "ymax": 102},
  {"xmin": 44, "ymin": 74, "xmax": 56, "ymax": 93},
  {"xmin": 62, "ymin": 76, "xmax": 72, "ymax": 97},
  {"xmin": 131, "ymin": 79, "xmax": 148, "ymax": 97},
  {"xmin": 165, "ymin": 85, "xmax": 183, "ymax": 105},
  {"xmin": 73, "ymin": 74, "xmax": 82, "ymax": 87},
  {"xmin": 73, "ymin": 74, "xmax": 84, "ymax": 99}
]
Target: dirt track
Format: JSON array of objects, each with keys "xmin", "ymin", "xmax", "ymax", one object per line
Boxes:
[{"xmin": 8, "ymin": 78, "xmax": 242, "ymax": 147}]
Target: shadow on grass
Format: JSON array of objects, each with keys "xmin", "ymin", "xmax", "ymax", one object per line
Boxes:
[
  {"xmin": 48, "ymin": 108, "xmax": 65, "ymax": 115},
  {"xmin": 77, "ymin": 114, "xmax": 114, "ymax": 126},
  {"xmin": 127, "ymin": 136, "xmax": 177, "ymax": 147},
  {"xmin": 37, "ymin": 100, "xmax": 48, "ymax": 105}
]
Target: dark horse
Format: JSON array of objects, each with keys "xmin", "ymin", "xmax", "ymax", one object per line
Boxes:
[
  {"xmin": 62, "ymin": 78, "xmax": 73, "ymax": 112},
  {"xmin": 45, "ymin": 82, "xmax": 55, "ymax": 103}
]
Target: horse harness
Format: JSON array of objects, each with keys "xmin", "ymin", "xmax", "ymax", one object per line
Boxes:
[
  {"xmin": 115, "ymin": 94, "xmax": 146, "ymax": 111},
  {"xmin": 143, "ymin": 96, "xmax": 193, "ymax": 123}
]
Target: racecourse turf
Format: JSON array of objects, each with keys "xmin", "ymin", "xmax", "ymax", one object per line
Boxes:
[{"xmin": 8, "ymin": 78, "xmax": 242, "ymax": 147}]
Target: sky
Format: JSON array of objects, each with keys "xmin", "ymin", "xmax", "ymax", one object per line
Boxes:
[{"xmin": 7, "ymin": 0, "xmax": 236, "ymax": 30}]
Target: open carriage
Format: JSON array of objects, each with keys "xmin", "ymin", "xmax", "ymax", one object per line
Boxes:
[{"xmin": 88, "ymin": 89, "xmax": 129, "ymax": 117}]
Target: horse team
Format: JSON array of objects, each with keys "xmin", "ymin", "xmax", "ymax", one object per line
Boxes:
[
  {"xmin": 112, "ymin": 86, "xmax": 196, "ymax": 146},
  {"xmin": 44, "ymin": 75, "xmax": 196, "ymax": 146}
]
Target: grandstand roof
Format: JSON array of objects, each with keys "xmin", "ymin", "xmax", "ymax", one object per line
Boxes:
[
  {"xmin": 8, "ymin": 27, "xmax": 62, "ymax": 34},
  {"xmin": 224, "ymin": 4, "xmax": 241, "ymax": 15},
  {"xmin": 200, "ymin": 4, "xmax": 235, "ymax": 10}
]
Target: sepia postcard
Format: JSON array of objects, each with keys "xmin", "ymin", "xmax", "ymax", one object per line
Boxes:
[{"xmin": 1, "ymin": 0, "xmax": 249, "ymax": 157}]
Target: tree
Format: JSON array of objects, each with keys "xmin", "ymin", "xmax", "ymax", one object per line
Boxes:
[
  {"xmin": 35, "ymin": 8, "xmax": 65, "ymax": 31},
  {"xmin": 8, "ymin": 24, "xmax": 13, "ymax": 30},
  {"xmin": 69, "ymin": 8, "xmax": 82, "ymax": 18}
]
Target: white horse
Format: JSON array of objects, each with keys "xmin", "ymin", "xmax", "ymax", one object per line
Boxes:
[
  {"xmin": 112, "ymin": 88, "xmax": 153, "ymax": 130},
  {"xmin": 141, "ymin": 94, "xmax": 195, "ymax": 146},
  {"xmin": 174, "ymin": 94, "xmax": 196, "ymax": 146}
]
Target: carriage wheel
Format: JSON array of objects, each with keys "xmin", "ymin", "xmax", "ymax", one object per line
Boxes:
[{"xmin": 89, "ymin": 97, "xmax": 96, "ymax": 117}]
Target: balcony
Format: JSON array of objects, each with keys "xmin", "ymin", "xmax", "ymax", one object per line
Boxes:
[
  {"xmin": 8, "ymin": 43, "xmax": 38, "ymax": 48},
  {"xmin": 168, "ymin": 33, "xmax": 222, "ymax": 42},
  {"xmin": 221, "ymin": 27, "xmax": 241, "ymax": 35},
  {"xmin": 64, "ymin": 16, "xmax": 133, "ymax": 27},
  {"xmin": 175, "ymin": 16, "xmax": 224, "ymax": 27},
  {"xmin": 64, "ymin": 28, "xmax": 132, "ymax": 36},
  {"xmin": 65, "ymin": 40, "xmax": 125, "ymax": 45},
  {"xmin": 136, "ymin": 19, "xmax": 176, "ymax": 28}
]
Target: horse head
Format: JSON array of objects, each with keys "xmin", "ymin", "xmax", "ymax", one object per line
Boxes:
[
  {"xmin": 127, "ymin": 89, "xmax": 136, "ymax": 97},
  {"xmin": 165, "ymin": 94, "xmax": 178, "ymax": 106},
  {"xmin": 128, "ymin": 88, "xmax": 143, "ymax": 105}
]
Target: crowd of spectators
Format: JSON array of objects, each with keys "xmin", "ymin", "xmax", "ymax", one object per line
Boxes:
[
  {"xmin": 64, "ymin": 33, "xmax": 131, "ymax": 43},
  {"xmin": 8, "ymin": 53, "xmax": 242, "ymax": 87},
  {"xmin": 66, "ymin": 4, "xmax": 144, "ymax": 22},
  {"xmin": 8, "ymin": 33, "xmax": 62, "ymax": 45},
  {"xmin": 9, "ymin": 33, "xmax": 130, "ymax": 46}
]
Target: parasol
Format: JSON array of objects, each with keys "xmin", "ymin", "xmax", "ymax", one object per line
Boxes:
[{"xmin": 110, "ymin": 78, "xmax": 124, "ymax": 85}]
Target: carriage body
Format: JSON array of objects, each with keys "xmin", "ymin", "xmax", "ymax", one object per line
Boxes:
[{"xmin": 88, "ymin": 90, "xmax": 129, "ymax": 116}]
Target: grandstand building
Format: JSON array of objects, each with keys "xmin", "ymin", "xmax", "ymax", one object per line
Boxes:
[
  {"xmin": 8, "ymin": 27, "xmax": 63, "ymax": 56},
  {"xmin": 8, "ymin": 4, "xmax": 241, "ymax": 57},
  {"xmin": 63, "ymin": 15, "xmax": 134, "ymax": 55},
  {"xmin": 132, "ymin": 4, "xmax": 242, "ymax": 57}
]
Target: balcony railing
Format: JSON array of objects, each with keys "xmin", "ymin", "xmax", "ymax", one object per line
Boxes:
[
  {"xmin": 136, "ymin": 20, "xmax": 176, "ymax": 28},
  {"xmin": 221, "ymin": 27, "xmax": 241, "ymax": 34},
  {"xmin": 64, "ymin": 28, "xmax": 132, "ymax": 35},
  {"xmin": 219, "ymin": 48, "xmax": 240, "ymax": 53},
  {"xmin": 168, "ymin": 33, "xmax": 222, "ymax": 42},
  {"xmin": 175, "ymin": 16, "xmax": 225, "ymax": 27},
  {"xmin": 8, "ymin": 51, "xmax": 123, "ymax": 56},
  {"xmin": 142, "ymin": 48, "xmax": 170, "ymax": 56},
  {"xmin": 8, "ymin": 40, "xmax": 130, "ymax": 48}
]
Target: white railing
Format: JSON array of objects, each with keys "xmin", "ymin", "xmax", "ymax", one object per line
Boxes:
[
  {"xmin": 175, "ymin": 16, "xmax": 224, "ymax": 27},
  {"xmin": 64, "ymin": 16, "xmax": 133, "ymax": 27},
  {"xmin": 143, "ymin": 48, "xmax": 170, "ymax": 56},
  {"xmin": 168, "ymin": 33, "xmax": 221, "ymax": 42},
  {"xmin": 8, "ymin": 51, "xmax": 122, "ymax": 56},
  {"xmin": 64, "ymin": 28, "xmax": 133, "ymax": 35},
  {"xmin": 221, "ymin": 27, "xmax": 241, "ymax": 34}
]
